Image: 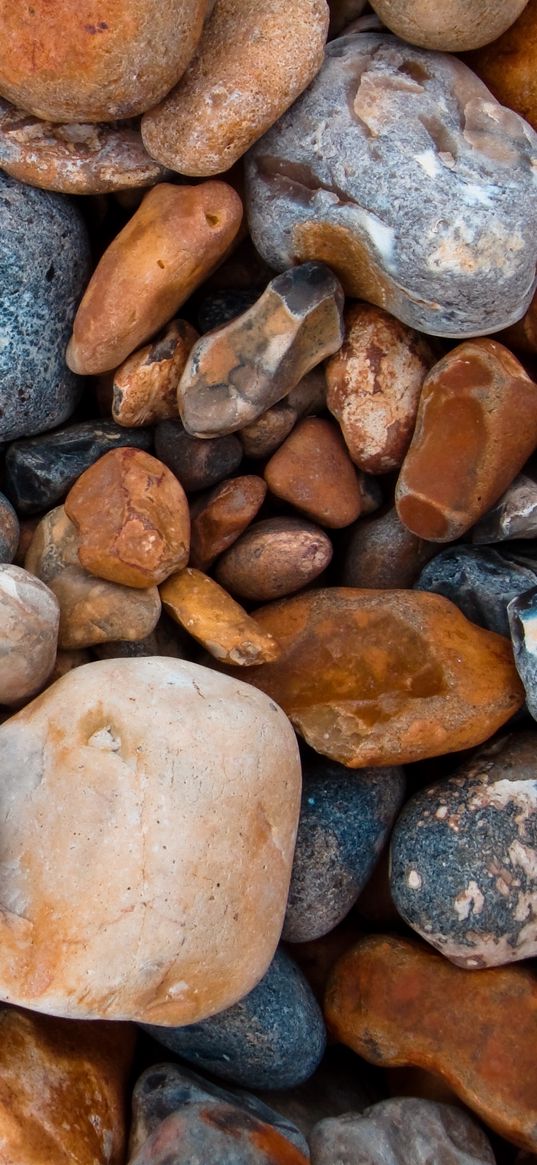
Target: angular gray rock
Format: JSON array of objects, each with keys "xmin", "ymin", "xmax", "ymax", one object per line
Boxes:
[{"xmin": 310, "ymin": 1098, "xmax": 496, "ymax": 1165}]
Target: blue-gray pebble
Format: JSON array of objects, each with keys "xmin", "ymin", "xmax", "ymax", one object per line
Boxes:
[{"xmin": 415, "ymin": 545, "xmax": 537, "ymax": 636}]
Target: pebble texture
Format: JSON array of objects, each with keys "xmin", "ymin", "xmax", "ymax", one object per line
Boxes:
[
  {"xmin": 215, "ymin": 517, "xmax": 333, "ymax": 602},
  {"xmin": 508, "ymin": 586, "xmax": 537, "ymax": 720},
  {"xmin": 310, "ymin": 1098, "xmax": 496, "ymax": 1165},
  {"xmin": 113, "ymin": 320, "xmax": 199, "ymax": 428},
  {"xmin": 0, "ymin": 565, "xmax": 59, "ymax": 705},
  {"xmin": 128, "ymin": 1102, "xmax": 310, "ymax": 1165},
  {"xmin": 466, "ymin": 0, "xmax": 537, "ymax": 131},
  {"xmin": 154, "ymin": 421, "xmax": 243, "ymax": 493},
  {"xmin": 0, "ymin": 492, "xmax": 19, "ymax": 563},
  {"xmin": 190, "ymin": 477, "xmax": 267, "ymax": 571},
  {"xmin": 245, "ymin": 34, "xmax": 537, "ymax": 337},
  {"xmin": 369, "ymin": 0, "xmax": 530, "ymax": 50},
  {"xmin": 390, "ymin": 733, "xmax": 537, "ymax": 968},
  {"xmin": 0, "ymin": 658, "xmax": 301, "ymax": 1022},
  {"xmin": 264, "ymin": 418, "xmax": 364, "ymax": 528},
  {"xmin": 472, "ymin": 473, "xmax": 537, "ymax": 543},
  {"xmin": 415, "ymin": 545, "xmax": 537, "ymax": 636},
  {"xmin": 342, "ymin": 507, "xmax": 439, "ymax": 589},
  {"xmin": 160, "ymin": 568, "xmax": 281, "ymax": 665},
  {"xmin": 0, "ymin": 172, "xmax": 90, "ymax": 442}
]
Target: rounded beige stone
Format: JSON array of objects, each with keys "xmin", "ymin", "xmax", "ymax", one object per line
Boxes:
[
  {"xmin": 369, "ymin": 0, "xmax": 530, "ymax": 50},
  {"xmin": 0, "ymin": 658, "xmax": 301, "ymax": 1023},
  {"xmin": 0, "ymin": 565, "xmax": 60, "ymax": 705}
]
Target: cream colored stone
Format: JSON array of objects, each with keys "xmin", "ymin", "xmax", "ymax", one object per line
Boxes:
[
  {"xmin": 369, "ymin": 0, "xmax": 530, "ymax": 51},
  {"xmin": 0, "ymin": 564, "xmax": 59, "ymax": 704}
]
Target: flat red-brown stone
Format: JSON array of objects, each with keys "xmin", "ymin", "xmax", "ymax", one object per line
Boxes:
[{"xmin": 264, "ymin": 417, "xmax": 364, "ymax": 528}]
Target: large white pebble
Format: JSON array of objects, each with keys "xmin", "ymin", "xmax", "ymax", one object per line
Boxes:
[{"xmin": 0, "ymin": 564, "xmax": 59, "ymax": 704}]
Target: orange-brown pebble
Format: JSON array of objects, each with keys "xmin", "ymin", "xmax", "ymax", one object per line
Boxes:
[
  {"xmin": 112, "ymin": 319, "xmax": 199, "ymax": 427},
  {"xmin": 264, "ymin": 417, "xmax": 364, "ymax": 528},
  {"xmin": 500, "ymin": 286, "xmax": 537, "ymax": 354},
  {"xmin": 215, "ymin": 517, "xmax": 333, "ymax": 602},
  {"xmin": 190, "ymin": 475, "xmax": 267, "ymax": 570},
  {"xmin": 64, "ymin": 447, "xmax": 190, "ymax": 588},
  {"xmin": 396, "ymin": 339, "xmax": 537, "ymax": 542},
  {"xmin": 141, "ymin": 0, "xmax": 329, "ymax": 176},
  {"xmin": 223, "ymin": 588, "xmax": 524, "ymax": 766},
  {"xmin": 325, "ymin": 934, "xmax": 537, "ymax": 1152},
  {"xmin": 325, "ymin": 304, "xmax": 434, "ymax": 474},
  {"xmin": 66, "ymin": 182, "xmax": 243, "ymax": 375},
  {"xmin": 465, "ymin": 0, "xmax": 537, "ymax": 130},
  {"xmin": 160, "ymin": 567, "xmax": 281, "ymax": 665},
  {"xmin": 0, "ymin": 0, "xmax": 206, "ymax": 123},
  {"xmin": 0, "ymin": 1005, "xmax": 134, "ymax": 1164}
]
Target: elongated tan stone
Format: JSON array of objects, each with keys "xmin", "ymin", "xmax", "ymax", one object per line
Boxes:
[{"xmin": 160, "ymin": 568, "xmax": 281, "ymax": 665}]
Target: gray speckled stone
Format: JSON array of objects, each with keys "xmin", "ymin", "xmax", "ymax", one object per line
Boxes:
[
  {"xmin": 0, "ymin": 492, "xmax": 19, "ymax": 563},
  {"xmin": 472, "ymin": 472, "xmax": 537, "ymax": 544},
  {"xmin": 283, "ymin": 760, "xmax": 405, "ymax": 943},
  {"xmin": 508, "ymin": 586, "xmax": 537, "ymax": 721},
  {"xmin": 390, "ymin": 732, "xmax": 537, "ymax": 968},
  {"xmin": 140, "ymin": 948, "xmax": 326, "ymax": 1090},
  {"xmin": 245, "ymin": 33, "xmax": 537, "ymax": 338},
  {"xmin": 414, "ymin": 545, "xmax": 537, "ymax": 636},
  {"xmin": 310, "ymin": 1098, "xmax": 495, "ymax": 1165},
  {"xmin": 0, "ymin": 173, "xmax": 90, "ymax": 441}
]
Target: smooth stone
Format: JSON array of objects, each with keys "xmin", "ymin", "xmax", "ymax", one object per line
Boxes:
[
  {"xmin": 197, "ymin": 289, "xmax": 261, "ymax": 334},
  {"xmin": 396, "ymin": 340, "xmax": 537, "ymax": 542},
  {"xmin": 0, "ymin": 0, "xmax": 206, "ymax": 122},
  {"xmin": 0, "ymin": 492, "xmax": 19, "ymax": 562},
  {"xmin": 64, "ymin": 448, "xmax": 190, "ymax": 588},
  {"xmin": 0, "ymin": 98, "xmax": 170, "ymax": 194},
  {"xmin": 369, "ymin": 0, "xmax": 529, "ymax": 50},
  {"xmin": 4, "ymin": 420, "xmax": 152, "ymax": 516},
  {"xmin": 391, "ymin": 732, "xmax": 537, "ymax": 968},
  {"xmin": 264, "ymin": 418, "xmax": 365, "ymax": 528},
  {"xmin": 310, "ymin": 1098, "xmax": 495, "ymax": 1165},
  {"xmin": 127, "ymin": 1101, "xmax": 310, "ymax": 1164},
  {"xmin": 500, "ymin": 286, "xmax": 537, "ymax": 354},
  {"xmin": 221, "ymin": 588, "xmax": 524, "ymax": 767},
  {"xmin": 141, "ymin": 0, "xmax": 328, "ymax": 176},
  {"xmin": 215, "ymin": 517, "xmax": 333, "ymax": 602},
  {"xmin": 67, "ymin": 182, "xmax": 243, "ymax": 375},
  {"xmin": 141, "ymin": 948, "xmax": 326, "ymax": 1090},
  {"xmin": 160, "ymin": 568, "xmax": 281, "ymax": 665},
  {"xmin": 0, "ymin": 172, "xmax": 90, "ymax": 442},
  {"xmin": 283, "ymin": 760, "xmax": 405, "ymax": 942},
  {"xmin": 154, "ymin": 419, "xmax": 243, "ymax": 492},
  {"xmin": 415, "ymin": 545, "xmax": 537, "ymax": 636},
  {"xmin": 0, "ymin": 1005, "xmax": 134, "ymax": 1165},
  {"xmin": 508, "ymin": 586, "xmax": 537, "ymax": 720},
  {"xmin": 0, "ymin": 658, "xmax": 301, "ymax": 1022},
  {"xmin": 325, "ymin": 934, "xmax": 537, "ymax": 1151},
  {"xmin": 466, "ymin": 2, "xmax": 537, "ymax": 130},
  {"xmin": 342, "ymin": 507, "xmax": 439, "ymax": 589},
  {"xmin": 0, "ymin": 565, "xmax": 59, "ymax": 704},
  {"xmin": 190, "ymin": 476, "xmax": 267, "ymax": 571},
  {"xmin": 325, "ymin": 304, "xmax": 433, "ymax": 474},
  {"xmin": 178, "ymin": 263, "xmax": 344, "ymax": 438},
  {"xmin": 240, "ymin": 403, "xmax": 298, "ymax": 460},
  {"xmin": 472, "ymin": 472, "xmax": 537, "ymax": 542},
  {"xmin": 245, "ymin": 34, "xmax": 537, "ymax": 337},
  {"xmin": 113, "ymin": 320, "xmax": 199, "ymax": 427}
]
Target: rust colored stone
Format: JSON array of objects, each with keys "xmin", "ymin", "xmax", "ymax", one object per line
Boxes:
[
  {"xmin": 67, "ymin": 181, "xmax": 243, "ymax": 375},
  {"xmin": 215, "ymin": 518, "xmax": 333, "ymax": 602},
  {"xmin": 264, "ymin": 417, "xmax": 364, "ymax": 528},
  {"xmin": 0, "ymin": 1005, "xmax": 134, "ymax": 1164},
  {"xmin": 0, "ymin": 0, "xmax": 206, "ymax": 123},
  {"xmin": 325, "ymin": 934, "xmax": 537, "ymax": 1152},
  {"xmin": 500, "ymin": 287, "xmax": 537, "ymax": 355},
  {"xmin": 129, "ymin": 1101, "xmax": 310, "ymax": 1164},
  {"xmin": 112, "ymin": 319, "xmax": 199, "ymax": 427},
  {"xmin": 222, "ymin": 588, "xmax": 524, "ymax": 766},
  {"xmin": 326, "ymin": 304, "xmax": 434, "ymax": 474},
  {"xmin": 396, "ymin": 339, "xmax": 537, "ymax": 542},
  {"xmin": 190, "ymin": 476, "xmax": 267, "ymax": 570},
  {"xmin": 160, "ymin": 568, "xmax": 281, "ymax": 665},
  {"xmin": 342, "ymin": 507, "xmax": 440, "ymax": 589},
  {"xmin": 466, "ymin": 0, "xmax": 537, "ymax": 131},
  {"xmin": 64, "ymin": 448, "xmax": 190, "ymax": 588}
]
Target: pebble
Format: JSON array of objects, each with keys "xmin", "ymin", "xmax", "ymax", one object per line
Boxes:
[
  {"xmin": 396, "ymin": 340, "xmax": 537, "ymax": 542},
  {"xmin": 178, "ymin": 263, "xmax": 344, "ymax": 437},
  {"xmin": 264, "ymin": 418, "xmax": 364, "ymax": 528},
  {"xmin": 325, "ymin": 304, "xmax": 434, "ymax": 474},
  {"xmin": 215, "ymin": 517, "xmax": 333, "ymax": 602},
  {"xmin": 245, "ymin": 34, "xmax": 537, "ymax": 337},
  {"xmin": 283, "ymin": 760, "xmax": 405, "ymax": 942},
  {"xmin": 415, "ymin": 545, "xmax": 537, "ymax": 636},
  {"xmin": 0, "ymin": 0, "xmax": 206, "ymax": 122},
  {"xmin": 141, "ymin": 0, "xmax": 328, "ymax": 176},
  {"xmin": 66, "ymin": 182, "xmax": 243, "ymax": 375},
  {"xmin": 127, "ymin": 1101, "xmax": 310, "ymax": 1165},
  {"xmin": 224, "ymin": 588, "xmax": 524, "ymax": 767},
  {"xmin": 472, "ymin": 472, "xmax": 537, "ymax": 543},
  {"xmin": 508, "ymin": 586, "xmax": 537, "ymax": 720},
  {"xmin": 0, "ymin": 492, "xmax": 19, "ymax": 563},
  {"xmin": 190, "ymin": 476, "xmax": 267, "ymax": 571},
  {"xmin": 112, "ymin": 320, "xmax": 199, "ymax": 428},
  {"xmin": 0, "ymin": 658, "xmax": 300, "ymax": 1022},
  {"xmin": 0, "ymin": 1005, "xmax": 134, "ymax": 1165},
  {"xmin": 154, "ymin": 419, "xmax": 243, "ymax": 493},
  {"xmin": 369, "ymin": 0, "xmax": 529, "ymax": 50},
  {"xmin": 197, "ymin": 289, "xmax": 261, "ymax": 334},
  {"xmin": 142, "ymin": 948, "xmax": 326, "ymax": 1090},
  {"xmin": 342, "ymin": 507, "xmax": 439, "ymax": 589},
  {"xmin": 4, "ymin": 420, "xmax": 152, "ymax": 516},
  {"xmin": 0, "ymin": 98, "xmax": 170, "ymax": 194},
  {"xmin": 310, "ymin": 1098, "xmax": 496, "ymax": 1165},
  {"xmin": 325, "ymin": 934, "xmax": 537, "ymax": 1151},
  {"xmin": 0, "ymin": 172, "xmax": 90, "ymax": 442},
  {"xmin": 501, "ymin": 287, "xmax": 537, "ymax": 354},
  {"xmin": 64, "ymin": 448, "xmax": 190, "ymax": 588},
  {"xmin": 160, "ymin": 568, "xmax": 281, "ymax": 665},
  {"xmin": 0, "ymin": 564, "xmax": 59, "ymax": 705},
  {"xmin": 390, "ymin": 732, "xmax": 537, "ymax": 968},
  {"xmin": 240, "ymin": 404, "xmax": 299, "ymax": 460},
  {"xmin": 262, "ymin": 1047, "xmax": 376, "ymax": 1140},
  {"xmin": 467, "ymin": 1, "xmax": 537, "ymax": 130}
]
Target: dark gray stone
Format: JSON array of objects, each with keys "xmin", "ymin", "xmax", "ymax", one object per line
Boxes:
[
  {"xmin": 4, "ymin": 420, "xmax": 152, "ymax": 515},
  {"xmin": 197, "ymin": 290, "xmax": 260, "ymax": 334},
  {"xmin": 390, "ymin": 732, "xmax": 537, "ymax": 968},
  {"xmin": 414, "ymin": 545, "xmax": 537, "ymax": 636},
  {"xmin": 508, "ymin": 586, "xmax": 537, "ymax": 721},
  {"xmin": 154, "ymin": 419, "xmax": 242, "ymax": 493},
  {"xmin": 0, "ymin": 173, "xmax": 90, "ymax": 441},
  {"xmin": 283, "ymin": 760, "xmax": 405, "ymax": 942},
  {"xmin": 140, "ymin": 948, "xmax": 326, "ymax": 1090},
  {"xmin": 261, "ymin": 1047, "xmax": 378, "ymax": 1139},
  {"xmin": 0, "ymin": 492, "xmax": 19, "ymax": 563}
]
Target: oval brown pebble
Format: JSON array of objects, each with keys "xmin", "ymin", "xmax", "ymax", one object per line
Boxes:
[
  {"xmin": 113, "ymin": 319, "xmax": 199, "ymax": 428},
  {"xmin": 369, "ymin": 0, "xmax": 530, "ymax": 50},
  {"xmin": 215, "ymin": 517, "xmax": 333, "ymax": 602},
  {"xmin": 190, "ymin": 476, "xmax": 267, "ymax": 570},
  {"xmin": 342, "ymin": 507, "xmax": 440, "ymax": 589},
  {"xmin": 160, "ymin": 567, "xmax": 281, "ymax": 665},
  {"xmin": 264, "ymin": 417, "xmax": 364, "ymax": 528}
]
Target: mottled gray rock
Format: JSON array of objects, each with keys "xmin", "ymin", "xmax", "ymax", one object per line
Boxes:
[
  {"xmin": 508, "ymin": 586, "xmax": 537, "ymax": 720},
  {"xmin": 0, "ymin": 564, "xmax": 59, "ymax": 704},
  {"xmin": 415, "ymin": 545, "xmax": 537, "ymax": 636},
  {"xmin": 245, "ymin": 34, "xmax": 537, "ymax": 338},
  {"xmin": 0, "ymin": 493, "xmax": 19, "ymax": 563},
  {"xmin": 141, "ymin": 948, "xmax": 326, "ymax": 1090},
  {"xmin": 0, "ymin": 173, "xmax": 90, "ymax": 441},
  {"xmin": 128, "ymin": 1101, "xmax": 309, "ymax": 1164},
  {"xmin": 343, "ymin": 507, "xmax": 439, "ymax": 589},
  {"xmin": 472, "ymin": 472, "xmax": 537, "ymax": 544},
  {"xmin": 390, "ymin": 732, "xmax": 537, "ymax": 968},
  {"xmin": 154, "ymin": 420, "xmax": 243, "ymax": 493},
  {"xmin": 310, "ymin": 1098, "xmax": 495, "ymax": 1164}
]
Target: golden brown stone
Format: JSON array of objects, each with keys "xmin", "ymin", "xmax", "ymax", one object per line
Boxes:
[
  {"xmin": 215, "ymin": 518, "xmax": 333, "ymax": 602},
  {"xmin": 370, "ymin": 0, "xmax": 530, "ymax": 50},
  {"xmin": 190, "ymin": 476, "xmax": 267, "ymax": 570},
  {"xmin": 465, "ymin": 0, "xmax": 537, "ymax": 130},
  {"xmin": 64, "ymin": 448, "xmax": 190, "ymax": 588},
  {"xmin": 264, "ymin": 417, "xmax": 364, "ymax": 528},
  {"xmin": 67, "ymin": 181, "xmax": 243, "ymax": 375},
  {"xmin": 112, "ymin": 319, "xmax": 199, "ymax": 427},
  {"xmin": 325, "ymin": 934, "xmax": 537, "ymax": 1152},
  {"xmin": 160, "ymin": 568, "xmax": 281, "ymax": 665},
  {"xmin": 223, "ymin": 588, "xmax": 524, "ymax": 766}
]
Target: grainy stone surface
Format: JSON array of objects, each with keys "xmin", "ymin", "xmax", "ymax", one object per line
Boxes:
[
  {"xmin": 264, "ymin": 418, "xmax": 364, "ymax": 528},
  {"xmin": 154, "ymin": 420, "xmax": 243, "ymax": 493},
  {"xmin": 112, "ymin": 320, "xmax": 199, "ymax": 428},
  {"xmin": 472, "ymin": 472, "xmax": 537, "ymax": 542},
  {"xmin": 310, "ymin": 1098, "xmax": 496, "ymax": 1165},
  {"xmin": 342, "ymin": 507, "xmax": 439, "ymax": 589},
  {"xmin": 262, "ymin": 1048, "xmax": 375, "ymax": 1140},
  {"xmin": 508, "ymin": 586, "xmax": 537, "ymax": 721},
  {"xmin": 466, "ymin": 0, "xmax": 537, "ymax": 131},
  {"xmin": 128, "ymin": 1101, "xmax": 310, "ymax": 1164},
  {"xmin": 369, "ymin": 0, "xmax": 529, "ymax": 50},
  {"xmin": 415, "ymin": 545, "xmax": 537, "ymax": 636},
  {"xmin": 160, "ymin": 568, "xmax": 281, "ymax": 665},
  {"xmin": 0, "ymin": 564, "xmax": 59, "ymax": 705},
  {"xmin": 240, "ymin": 404, "xmax": 298, "ymax": 460},
  {"xmin": 0, "ymin": 492, "xmax": 19, "ymax": 563},
  {"xmin": 190, "ymin": 477, "xmax": 267, "ymax": 571},
  {"xmin": 215, "ymin": 518, "xmax": 333, "ymax": 602}
]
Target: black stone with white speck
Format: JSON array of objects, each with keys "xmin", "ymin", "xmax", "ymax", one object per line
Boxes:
[
  {"xmin": 390, "ymin": 732, "xmax": 537, "ymax": 968},
  {"xmin": 415, "ymin": 545, "xmax": 537, "ymax": 636}
]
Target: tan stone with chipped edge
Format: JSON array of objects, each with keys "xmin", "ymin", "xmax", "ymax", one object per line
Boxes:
[{"xmin": 161, "ymin": 568, "xmax": 281, "ymax": 665}]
